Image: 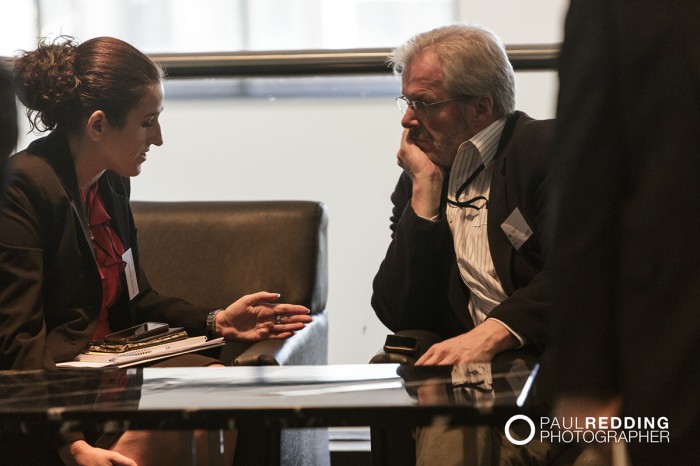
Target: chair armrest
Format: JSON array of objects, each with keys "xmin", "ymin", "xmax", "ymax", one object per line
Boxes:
[
  {"xmin": 226, "ymin": 310, "xmax": 328, "ymax": 366},
  {"xmin": 369, "ymin": 329, "xmax": 442, "ymax": 364},
  {"xmin": 369, "ymin": 350, "xmax": 417, "ymax": 365},
  {"xmin": 233, "ymin": 340, "xmax": 284, "ymax": 366}
]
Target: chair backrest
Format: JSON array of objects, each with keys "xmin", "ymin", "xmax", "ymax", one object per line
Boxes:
[
  {"xmin": 131, "ymin": 200, "xmax": 328, "ymax": 314},
  {"xmin": 132, "ymin": 200, "xmax": 331, "ymax": 466}
]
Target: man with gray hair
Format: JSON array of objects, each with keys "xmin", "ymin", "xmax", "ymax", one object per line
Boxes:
[{"xmin": 372, "ymin": 24, "xmax": 556, "ymax": 464}]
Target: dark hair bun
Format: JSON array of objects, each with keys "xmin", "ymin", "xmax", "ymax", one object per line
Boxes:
[
  {"xmin": 14, "ymin": 35, "xmax": 162, "ymax": 134},
  {"xmin": 14, "ymin": 36, "xmax": 81, "ymax": 131}
]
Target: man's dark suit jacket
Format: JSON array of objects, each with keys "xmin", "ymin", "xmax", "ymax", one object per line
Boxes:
[
  {"xmin": 0, "ymin": 130, "xmax": 212, "ymax": 371},
  {"xmin": 372, "ymin": 111, "xmax": 554, "ymax": 354},
  {"xmin": 550, "ymin": 1, "xmax": 700, "ymax": 463}
]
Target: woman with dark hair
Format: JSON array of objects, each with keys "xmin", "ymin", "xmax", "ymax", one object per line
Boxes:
[{"xmin": 0, "ymin": 36, "xmax": 311, "ymax": 465}]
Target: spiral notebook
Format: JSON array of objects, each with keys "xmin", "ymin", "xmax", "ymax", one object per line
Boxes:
[{"xmin": 57, "ymin": 336, "xmax": 225, "ymax": 369}]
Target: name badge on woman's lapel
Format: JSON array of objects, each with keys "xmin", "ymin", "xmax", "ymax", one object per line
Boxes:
[
  {"xmin": 122, "ymin": 248, "xmax": 139, "ymax": 300},
  {"xmin": 500, "ymin": 207, "xmax": 533, "ymax": 251}
]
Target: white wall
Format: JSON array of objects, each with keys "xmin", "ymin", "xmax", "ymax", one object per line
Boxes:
[{"xmin": 133, "ymin": 91, "xmax": 406, "ymax": 365}]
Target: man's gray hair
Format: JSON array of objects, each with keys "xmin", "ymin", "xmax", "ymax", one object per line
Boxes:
[{"xmin": 390, "ymin": 24, "xmax": 516, "ymax": 118}]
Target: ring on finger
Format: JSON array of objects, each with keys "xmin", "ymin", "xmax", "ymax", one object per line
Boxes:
[{"xmin": 275, "ymin": 314, "xmax": 282, "ymax": 325}]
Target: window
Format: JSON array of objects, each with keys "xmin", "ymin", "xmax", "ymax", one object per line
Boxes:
[{"xmin": 1, "ymin": 0, "xmax": 456, "ymax": 55}]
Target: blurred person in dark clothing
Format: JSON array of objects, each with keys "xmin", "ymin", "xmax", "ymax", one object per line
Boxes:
[{"xmin": 550, "ymin": 1, "xmax": 700, "ymax": 465}]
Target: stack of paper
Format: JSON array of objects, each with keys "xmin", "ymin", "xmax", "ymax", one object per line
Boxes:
[{"xmin": 57, "ymin": 337, "xmax": 225, "ymax": 369}]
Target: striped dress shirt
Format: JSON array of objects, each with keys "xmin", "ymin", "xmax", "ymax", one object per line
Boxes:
[{"xmin": 446, "ymin": 117, "xmax": 525, "ymax": 345}]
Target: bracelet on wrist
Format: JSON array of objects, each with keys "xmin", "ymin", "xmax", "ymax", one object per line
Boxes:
[{"xmin": 206, "ymin": 309, "xmax": 224, "ymax": 339}]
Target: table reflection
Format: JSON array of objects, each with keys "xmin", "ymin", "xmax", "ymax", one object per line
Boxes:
[
  {"xmin": 398, "ymin": 357, "xmax": 536, "ymax": 409},
  {"xmin": 0, "ymin": 357, "xmax": 537, "ymax": 433}
]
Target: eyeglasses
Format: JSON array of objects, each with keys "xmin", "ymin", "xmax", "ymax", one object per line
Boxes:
[{"xmin": 396, "ymin": 95, "xmax": 472, "ymax": 114}]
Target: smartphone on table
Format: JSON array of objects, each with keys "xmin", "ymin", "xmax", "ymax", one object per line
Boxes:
[{"xmin": 104, "ymin": 322, "xmax": 169, "ymax": 344}]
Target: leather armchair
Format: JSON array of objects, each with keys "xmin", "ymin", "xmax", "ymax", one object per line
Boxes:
[{"xmin": 131, "ymin": 200, "xmax": 329, "ymax": 466}]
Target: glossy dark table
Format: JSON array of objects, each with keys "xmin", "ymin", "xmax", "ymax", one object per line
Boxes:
[{"xmin": 0, "ymin": 359, "xmax": 537, "ymax": 435}]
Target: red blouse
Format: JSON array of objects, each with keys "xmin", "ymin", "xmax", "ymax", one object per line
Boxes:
[{"xmin": 82, "ymin": 182, "xmax": 126, "ymax": 341}]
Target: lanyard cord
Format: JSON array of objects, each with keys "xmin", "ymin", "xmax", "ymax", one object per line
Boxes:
[{"xmin": 446, "ymin": 162, "xmax": 488, "ymax": 210}]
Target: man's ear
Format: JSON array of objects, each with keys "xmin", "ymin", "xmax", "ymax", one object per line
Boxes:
[
  {"xmin": 469, "ymin": 96, "xmax": 495, "ymax": 131},
  {"xmin": 473, "ymin": 96, "xmax": 494, "ymax": 120},
  {"xmin": 86, "ymin": 110, "xmax": 107, "ymax": 141}
]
